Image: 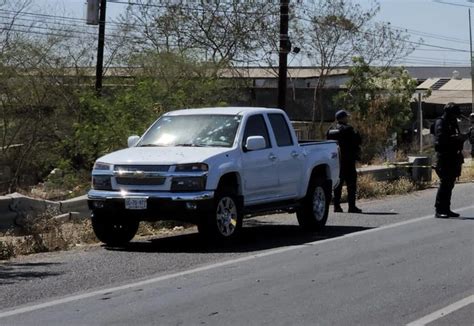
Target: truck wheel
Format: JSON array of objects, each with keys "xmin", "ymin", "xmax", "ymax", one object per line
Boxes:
[
  {"xmin": 198, "ymin": 189, "xmax": 242, "ymax": 240},
  {"xmin": 91, "ymin": 211, "xmax": 139, "ymax": 246},
  {"xmin": 297, "ymin": 177, "xmax": 330, "ymax": 231}
]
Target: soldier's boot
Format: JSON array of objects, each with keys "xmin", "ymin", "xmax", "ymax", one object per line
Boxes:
[{"xmin": 447, "ymin": 210, "xmax": 460, "ymax": 217}]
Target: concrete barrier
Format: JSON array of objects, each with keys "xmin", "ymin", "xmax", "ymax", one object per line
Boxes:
[
  {"xmin": 59, "ymin": 195, "xmax": 89, "ymax": 218},
  {"xmin": 357, "ymin": 162, "xmax": 416, "ymax": 182},
  {"xmin": 0, "ymin": 193, "xmax": 88, "ymax": 229}
]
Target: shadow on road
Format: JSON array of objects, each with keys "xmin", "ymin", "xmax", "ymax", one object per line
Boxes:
[
  {"xmin": 451, "ymin": 216, "xmax": 474, "ymax": 220},
  {"xmin": 360, "ymin": 212, "xmax": 399, "ymax": 216},
  {"xmin": 0, "ymin": 262, "xmax": 63, "ymax": 285},
  {"xmin": 108, "ymin": 222, "xmax": 372, "ymax": 254}
]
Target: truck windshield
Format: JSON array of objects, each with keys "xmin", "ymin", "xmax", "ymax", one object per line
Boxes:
[{"xmin": 138, "ymin": 114, "xmax": 241, "ymax": 148}]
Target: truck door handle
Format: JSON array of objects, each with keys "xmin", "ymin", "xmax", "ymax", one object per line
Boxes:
[
  {"xmin": 291, "ymin": 151, "xmax": 299, "ymax": 158},
  {"xmin": 268, "ymin": 153, "xmax": 277, "ymax": 161}
]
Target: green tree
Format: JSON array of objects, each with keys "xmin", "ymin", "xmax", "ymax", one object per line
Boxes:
[
  {"xmin": 336, "ymin": 57, "xmax": 417, "ymax": 162},
  {"xmin": 62, "ymin": 52, "xmax": 241, "ymax": 172}
]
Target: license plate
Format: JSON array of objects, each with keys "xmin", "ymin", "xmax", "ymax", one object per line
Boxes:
[{"xmin": 125, "ymin": 198, "xmax": 147, "ymax": 210}]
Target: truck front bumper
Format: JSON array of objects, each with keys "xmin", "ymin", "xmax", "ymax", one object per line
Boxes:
[{"xmin": 87, "ymin": 189, "xmax": 215, "ymax": 222}]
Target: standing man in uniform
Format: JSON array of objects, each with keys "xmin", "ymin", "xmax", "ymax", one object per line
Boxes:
[
  {"xmin": 433, "ymin": 103, "xmax": 468, "ymax": 218},
  {"xmin": 327, "ymin": 110, "xmax": 362, "ymax": 213}
]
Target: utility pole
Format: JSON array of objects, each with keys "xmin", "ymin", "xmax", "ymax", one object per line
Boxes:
[
  {"xmin": 278, "ymin": 0, "xmax": 289, "ymax": 111},
  {"xmin": 469, "ymin": 9, "xmax": 473, "ymax": 113},
  {"xmin": 95, "ymin": 0, "xmax": 107, "ymax": 95},
  {"xmin": 418, "ymin": 92, "xmax": 423, "ymax": 153}
]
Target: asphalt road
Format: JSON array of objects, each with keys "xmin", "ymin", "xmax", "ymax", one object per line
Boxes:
[{"xmin": 0, "ymin": 183, "xmax": 473, "ymax": 325}]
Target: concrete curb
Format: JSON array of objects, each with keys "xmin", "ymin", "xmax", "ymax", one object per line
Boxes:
[{"xmin": 0, "ymin": 193, "xmax": 89, "ymax": 229}]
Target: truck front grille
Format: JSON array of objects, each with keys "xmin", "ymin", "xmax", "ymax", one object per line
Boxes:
[
  {"xmin": 114, "ymin": 165, "xmax": 170, "ymax": 172},
  {"xmin": 114, "ymin": 165, "xmax": 170, "ymax": 187},
  {"xmin": 116, "ymin": 177, "xmax": 166, "ymax": 186}
]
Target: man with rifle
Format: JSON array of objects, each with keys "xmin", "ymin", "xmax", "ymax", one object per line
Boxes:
[{"xmin": 433, "ymin": 103, "xmax": 470, "ymax": 218}]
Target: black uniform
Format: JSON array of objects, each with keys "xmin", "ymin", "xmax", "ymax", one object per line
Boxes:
[
  {"xmin": 433, "ymin": 111, "xmax": 466, "ymax": 215},
  {"xmin": 327, "ymin": 122, "xmax": 362, "ymax": 210},
  {"xmin": 469, "ymin": 125, "xmax": 474, "ymax": 158}
]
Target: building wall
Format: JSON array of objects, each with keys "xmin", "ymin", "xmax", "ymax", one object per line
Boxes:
[{"xmin": 231, "ymin": 87, "xmax": 341, "ymax": 122}]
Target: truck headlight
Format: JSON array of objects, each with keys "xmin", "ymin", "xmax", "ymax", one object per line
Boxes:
[
  {"xmin": 93, "ymin": 162, "xmax": 111, "ymax": 171},
  {"xmin": 171, "ymin": 177, "xmax": 206, "ymax": 192},
  {"xmin": 92, "ymin": 176, "xmax": 112, "ymax": 190},
  {"xmin": 175, "ymin": 163, "xmax": 208, "ymax": 172}
]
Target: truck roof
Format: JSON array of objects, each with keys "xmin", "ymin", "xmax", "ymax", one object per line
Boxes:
[{"xmin": 165, "ymin": 107, "xmax": 284, "ymax": 116}]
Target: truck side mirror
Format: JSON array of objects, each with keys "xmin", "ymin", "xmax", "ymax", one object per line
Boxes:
[
  {"xmin": 128, "ymin": 135, "xmax": 140, "ymax": 148},
  {"xmin": 245, "ymin": 136, "xmax": 266, "ymax": 151}
]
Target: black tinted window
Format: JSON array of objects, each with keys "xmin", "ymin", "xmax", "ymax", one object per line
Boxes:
[
  {"xmin": 268, "ymin": 113, "xmax": 293, "ymax": 146},
  {"xmin": 243, "ymin": 114, "xmax": 271, "ymax": 149}
]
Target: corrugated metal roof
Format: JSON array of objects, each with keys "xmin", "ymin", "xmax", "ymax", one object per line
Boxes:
[
  {"xmin": 423, "ymin": 90, "xmax": 471, "ymax": 104},
  {"xmin": 417, "ymin": 78, "xmax": 471, "ymax": 90},
  {"xmin": 417, "ymin": 78, "xmax": 438, "ymax": 89},
  {"xmin": 417, "ymin": 78, "xmax": 472, "ymax": 104},
  {"xmin": 440, "ymin": 78, "xmax": 471, "ymax": 90},
  {"xmin": 218, "ymin": 67, "xmax": 349, "ymax": 79}
]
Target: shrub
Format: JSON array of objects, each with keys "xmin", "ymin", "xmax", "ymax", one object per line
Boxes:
[{"xmin": 0, "ymin": 239, "xmax": 15, "ymax": 260}]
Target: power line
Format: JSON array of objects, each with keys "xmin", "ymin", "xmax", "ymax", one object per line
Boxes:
[
  {"xmin": 0, "ymin": 13, "xmax": 138, "ymax": 37},
  {"xmin": 2, "ymin": 27, "xmax": 83, "ymax": 39},
  {"xmin": 0, "ymin": 8, "xmax": 126, "ymax": 28},
  {"xmin": 108, "ymin": 0, "xmax": 279, "ymax": 16},
  {"xmin": 0, "ymin": 12, "xmax": 186, "ymax": 43},
  {"xmin": 293, "ymin": 14, "xmax": 470, "ymax": 54},
  {"xmin": 390, "ymin": 25, "xmax": 470, "ymax": 45},
  {"xmin": 404, "ymin": 55, "xmax": 470, "ymax": 64},
  {"xmin": 433, "ymin": 0, "xmax": 474, "ymax": 8},
  {"xmin": 294, "ymin": 4, "xmax": 471, "ymax": 52},
  {"xmin": 0, "ymin": 7, "xmax": 277, "ymax": 33}
]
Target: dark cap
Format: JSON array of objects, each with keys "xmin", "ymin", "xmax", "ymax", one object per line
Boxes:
[
  {"xmin": 335, "ymin": 109, "xmax": 350, "ymax": 120},
  {"xmin": 444, "ymin": 102, "xmax": 461, "ymax": 116}
]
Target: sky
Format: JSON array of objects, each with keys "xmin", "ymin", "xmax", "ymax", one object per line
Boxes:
[{"xmin": 14, "ymin": 0, "xmax": 474, "ymax": 67}]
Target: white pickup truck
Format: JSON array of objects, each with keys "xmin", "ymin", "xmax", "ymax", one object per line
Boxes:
[{"xmin": 88, "ymin": 107, "xmax": 340, "ymax": 246}]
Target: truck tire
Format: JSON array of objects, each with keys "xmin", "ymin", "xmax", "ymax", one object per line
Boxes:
[
  {"xmin": 198, "ymin": 188, "xmax": 242, "ymax": 240},
  {"xmin": 296, "ymin": 177, "xmax": 330, "ymax": 231},
  {"xmin": 91, "ymin": 211, "xmax": 139, "ymax": 246}
]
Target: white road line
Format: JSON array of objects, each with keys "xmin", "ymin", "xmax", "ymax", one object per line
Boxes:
[
  {"xmin": 0, "ymin": 204, "xmax": 473, "ymax": 319},
  {"xmin": 406, "ymin": 294, "xmax": 474, "ymax": 326}
]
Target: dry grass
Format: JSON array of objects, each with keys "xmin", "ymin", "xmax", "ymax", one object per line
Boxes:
[
  {"xmin": 0, "ymin": 208, "xmax": 97, "ymax": 261},
  {"xmin": 0, "ymin": 211, "xmax": 189, "ymax": 261},
  {"xmin": 356, "ymin": 175, "xmax": 419, "ymax": 200},
  {"xmin": 459, "ymin": 162, "xmax": 474, "ymax": 182},
  {"xmin": 351, "ymin": 162, "xmax": 473, "ymax": 202}
]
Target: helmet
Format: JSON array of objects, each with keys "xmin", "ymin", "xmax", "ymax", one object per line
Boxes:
[
  {"xmin": 335, "ymin": 109, "xmax": 350, "ymax": 120},
  {"xmin": 443, "ymin": 102, "xmax": 461, "ymax": 116},
  {"xmin": 470, "ymin": 113, "xmax": 474, "ymax": 123}
]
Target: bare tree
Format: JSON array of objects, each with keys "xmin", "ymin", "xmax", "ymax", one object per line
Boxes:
[
  {"xmin": 115, "ymin": 0, "xmax": 279, "ymax": 65},
  {"xmin": 296, "ymin": 0, "xmax": 417, "ymax": 137}
]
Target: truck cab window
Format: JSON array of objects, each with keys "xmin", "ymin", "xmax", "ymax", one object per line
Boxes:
[
  {"xmin": 243, "ymin": 114, "xmax": 271, "ymax": 149},
  {"xmin": 268, "ymin": 113, "xmax": 293, "ymax": 147}
]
